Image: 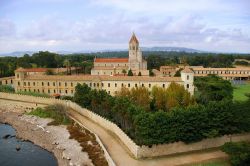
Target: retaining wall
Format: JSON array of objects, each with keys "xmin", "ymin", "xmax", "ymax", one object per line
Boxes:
[{"xmin": 0, "ymin": 92, "xmax": 249, "ymax": 159}]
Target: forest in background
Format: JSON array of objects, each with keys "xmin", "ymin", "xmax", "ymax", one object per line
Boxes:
[{"xmin": 0, "ymin": 51, "xmax": 250, "ymax": 78}]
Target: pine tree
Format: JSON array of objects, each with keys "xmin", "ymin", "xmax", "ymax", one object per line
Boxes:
[{"xmin": 128, "ymin": 69, "xmax": 133, "ymax": 76}]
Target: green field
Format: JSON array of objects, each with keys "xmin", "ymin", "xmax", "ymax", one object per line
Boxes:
[{"xmin": 233, "ymin": 83, "xmax": 250, "ymax": 101}]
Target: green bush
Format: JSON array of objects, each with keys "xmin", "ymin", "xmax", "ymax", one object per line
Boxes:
[
  {"xmin": 0, "ymin": 85, "xmax": 15, "ymax": 93},
  {"xmin": 28, "ymin": 104, "xmax": 72, "ymax": 125},
  {"xmin": 222, "ymin": 142, "xmax": 250, "ymax": 166},
  {"xmin": 17, "ymin": 91, "xmax": 50, "ymax": 98}
]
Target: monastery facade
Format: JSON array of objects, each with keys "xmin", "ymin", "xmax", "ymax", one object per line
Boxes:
[
  {"xmin": 14, "ymin": 68, "xmax": 194, "ymax": 96},
  {"xmin": 159, "ymin": 65, "xmax": 250, "ymax": 81},
  {"xmin": 91, "ymin": 33, "xmax": 148, "ymax": 76}
]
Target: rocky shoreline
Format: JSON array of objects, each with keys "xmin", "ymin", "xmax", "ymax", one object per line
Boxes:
[{"xmin": 0, "ymin": 107, "xmax": 94, "ymax": 166}]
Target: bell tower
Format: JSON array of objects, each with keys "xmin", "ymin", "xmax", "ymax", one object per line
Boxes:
[{"xmin": 129, "ymin": 33, "xmax": 143, "ymax": 70}]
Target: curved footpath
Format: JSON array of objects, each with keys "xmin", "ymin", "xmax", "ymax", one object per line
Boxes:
[{"xmin": 69, "ymin": 110, "xmax": 228, "ymax": 166}]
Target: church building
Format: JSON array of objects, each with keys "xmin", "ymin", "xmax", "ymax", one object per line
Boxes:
[{"xmin": 91, "ymin": 33, "xmax": 149, "ymax": 76}]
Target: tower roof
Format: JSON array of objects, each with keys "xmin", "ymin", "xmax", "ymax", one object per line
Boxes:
[{"xmin": 129, "ymin": 33, "xmax": 139, "ymax": 44}]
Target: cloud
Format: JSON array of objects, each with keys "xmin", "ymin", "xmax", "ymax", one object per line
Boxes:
[
  {"xmin": 1, "ymin": 12, "xmax": 250, "ymax": 53},
  {"xmin": 0, "ymin": 19, "xmax": 16, "ymax": 38}
]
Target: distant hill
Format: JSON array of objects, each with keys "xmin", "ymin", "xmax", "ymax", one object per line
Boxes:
[
  {"xmin": 141, "ymin": 47, "xmax": 202, "ymax": 53},
  {"xmin": 0, "ymin": 51, "xmax": 34, "ymax": 57}
]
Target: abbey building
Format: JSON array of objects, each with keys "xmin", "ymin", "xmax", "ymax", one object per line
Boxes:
[{"xmin": 91, "ymin": 33, "xmax": 149, "ymax": 76}]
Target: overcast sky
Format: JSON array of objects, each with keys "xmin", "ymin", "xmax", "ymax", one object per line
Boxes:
[{"xmin": 0, "ymin": 0, "xmax": 250, "ymax": 53}]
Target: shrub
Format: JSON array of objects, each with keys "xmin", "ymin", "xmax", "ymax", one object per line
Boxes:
[
  {"xmin": 28, "ymin": 104, "xmax": 72, "ymax": 125},
  {"xmin": 0, "ymin": 85, "xmax": 15, "ymax": 93},
  {"xmin": 17, "ymin": 91, "xmax": 50, "ymax": 98},
  {"xmin": 221, "ymin": 142, "xmax": 250, "ymax": 166}
]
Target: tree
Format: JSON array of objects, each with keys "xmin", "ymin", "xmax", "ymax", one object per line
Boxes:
[
  {"xmin": 128, "ymin": 69, "xmax": 133, "ymax": 76},
  {"xmin": 63, "ymin": 59, "xmax": 71, "ymax": 75},
  {"xmin": 174, "ymin": 68, "xmax": 183, "ymax": 77},
  {"xmin": 149, "ymin": 69, "xmax": 155, "ymax": 76},
  {"xmin": 122, "ymin": 69, "xmax": 127, "ymax": 76},
  {"xmin": 194, "ymin": 75, "xmax": 233, "ymax": 104},
  {"xmin": 73, "ymin": 83, "xmax": 92, "ymax": 108}
]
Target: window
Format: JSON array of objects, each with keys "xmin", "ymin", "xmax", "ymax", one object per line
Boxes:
[
  {"xmin": 18, "ymin": 82, "xmax": 20, "ymax": 86},
  {"xmin": 97, "ymin": 83, "xmax": 99, "ymax": 87},
  {"xmin": 17, "ymin": 74, "xmax": 19, "ymax": 78},
  {"xmin": 115, "ymin": 83, "xmax": 117, "ymax": 87},
  {"xmin": 94, "ymin": 83, "xmax": 96, "ymax": 87},
  {"xmin": 38, "ymin": 89, "xmax": 40, "ymax": 93},
  {"xmin": 33, "ymin": 82, "xmax": 35, "ymax": 86},
  {"xmin": 71, "ymin": 90, "xmax": 73, "ymax": 94},
  {"xmin": 142, "ymin": 83, "xmax": 144, "ymax": 87},
  {"xmin": 42, "ymin": 82, "xmax": 44, "ymax": 86},
  {"xmin": 48, "ymin": 90, "xmax": 50, "ymax": 93},
  {"xmin": 108, "ymin": 91, "xmax": 110, "ymax": 94},
  {"xmin": 65, "ymin": 90, "xmax": 68, "ymax": 94},
  {"xmin": 47, "ymin": 82, "xmax": 50, "ymax": 86},
  {"xmin": 54, "ymin": 90, "xmax": 56, "ymax": 93},
  {"xmin": 128, "ymin": 83, "xmax": 130, "ymax": 87},
  {"xmin": 102, "ymin": 83, "xmax": 104, "ymax": 87},
  {"xmin": 11, "ymin": 80, "xmax": 13, "ymax": 84},
  {"xmin": 121, "ymin": 83, "xmax": 124, "ymax": 87},
  {"xmin": 71, "ymin": 82, "xmax": 73, "ymax": 87},
  {"xmin": 24, "ymin": 82, "xmax": 26, "ymax": 86},
  {"xmin": 135, "ymin": 83, "xmax": 137, "ymax": 87},
  {"xmin": 162, "ymin": 84, "xmax": 165, "ymax": 88},
  {"xmin": 90, "ymin": 83, "xmax": 92, "ymax": 87},
  {"xmin": 108, "ymin": 83, "xmax": 110, "ymax": 87},
  {"xmin": 28, "ymin": 82, "xmax": 30, "ymax": 86},
  {"xmin": 53, "ymin": 82, "xmax": 55, "ymax": 86},
  {"xmin": 65, "ymin": 82, "xmax": 67, "ymax": 87},
  {"xmin": 187, "ymin": 84, "xmax": 189, "ymax": 89},
  {"xmin": 42, "ymin": 89, "xmax": 44, "ymax": 93},
  {"xmin": 187, "ymin": 75, "xmax": 189, "ymax": 80},
  {"xmin": 59, "ymin": 90, "xmax": 61, "ymax": 93},
  {"xmin": 59, "ymin": 82, "xmax": 61, "ymax": 86},
  {"xmin": 149, "ymin": 84, "xmax": 151, "ymax": 88}
]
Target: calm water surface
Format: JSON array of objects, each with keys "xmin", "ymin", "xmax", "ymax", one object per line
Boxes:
[{"xmin": 0, "ymin": 123, "xmax": 57, "ymax": 166}]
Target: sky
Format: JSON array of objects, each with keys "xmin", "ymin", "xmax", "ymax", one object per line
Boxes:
[{"xmin": 0, "ymin": 0, "xmax": 250, "ymax": 53}]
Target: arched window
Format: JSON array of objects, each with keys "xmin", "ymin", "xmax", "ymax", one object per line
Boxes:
[{"xmin": 187, "ymin": 84, "xmax": 189, "ymax": 89}]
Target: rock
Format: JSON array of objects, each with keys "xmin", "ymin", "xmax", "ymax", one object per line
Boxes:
[
  {"xmin": 16, "ymin": 145, "xmax": 21, "ymax": 151},
  {"xmin": 2, "ymin": 134, "xmax": 11, "ymax": 139}
]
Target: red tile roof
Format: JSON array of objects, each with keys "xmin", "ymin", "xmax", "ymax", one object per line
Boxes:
[
  {"xmin": 95, "ymin": 58, "xmax": 129, "ymax": 63},
  {"xmin": 181, "ymin": 67, "xmax": 194, "ymax": 73}
]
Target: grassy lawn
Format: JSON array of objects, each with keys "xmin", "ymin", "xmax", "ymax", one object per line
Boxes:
[
  {"xmin": 191, "ymin": 160, "xmax": 230, "ymax": 166},
  {"xmin": 233, "ymin": 83, "xmax": 250, "ymax": 101}
]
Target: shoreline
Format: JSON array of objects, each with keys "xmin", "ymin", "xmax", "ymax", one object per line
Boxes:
[{"xmin": 0, "ymin": 109, "xmax": 94, "ymax": 166}]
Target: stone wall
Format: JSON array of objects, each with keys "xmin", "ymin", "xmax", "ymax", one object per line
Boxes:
[
  {"xmin": 137, "ymin": 134, "xmax": 250, "ymax": 158},
  {"xmin": 0, "ymin": 76, "xmax": 14, "ymax": 85},
  {"xmin": 0, "ymin": 92, "xmax": 249, "ymax": 159}
]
